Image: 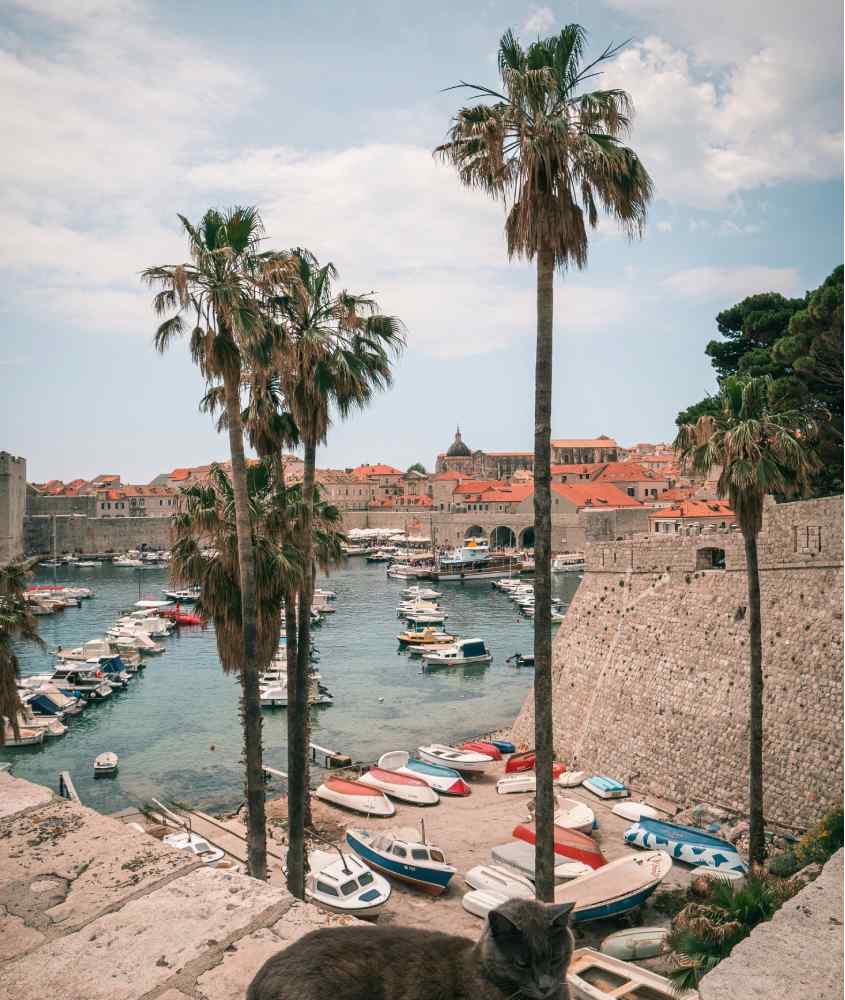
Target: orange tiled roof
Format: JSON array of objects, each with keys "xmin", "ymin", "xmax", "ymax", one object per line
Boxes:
[
  {"xmin": 353, "ymin": 463, "xmax": 402, "ymax": 478},
  {"xmin": 480, "ymin": 484, "xmax": 534, "ymax": 503},
  {"xmin": 551, "ymin": 482, "xmax": 643, "ymax": 509},
  {"xmin": 649, "ymin": 500, "xmax": 735, "ymax": 520},
  {"xmin": 594, "ymin": 462, "xmax": 664, "ymax": 483},
  {"xmin": 657, "ymin": 486, "xmax": 697, "ymax": 502},
  {"xmin": 551, "ymin": 437, "xmax": 618, "ymax": 448},
  {"xmin": 433, "ymin": 471, "xmax": 464, "ymax": 481},
  {"xmin": 550, "ymin": 463, "xmax": 602, "ymax": 475},
  {"xmin": 453, "ymin": 479, "xmax": 508, "ymax": 495}
]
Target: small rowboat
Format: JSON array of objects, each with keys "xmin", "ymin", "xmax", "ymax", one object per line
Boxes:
[
  {"xmin": 462, "ymin": 740, "xmax": 502, "ymax": 760},
  {"xmin": 94, "ymin": 752, "xmax": 119, "ymax": 776},
  {"xmin": 377, "ymin": 750, "xmax": 470, "ymax": 796},
  {"xmin": 512, "ymin": 822, "xmax": 606, "ymax": 869},
  {"xmin": 504, "ymin": 751, "xmax": 566, "ymax": 778},
  {"xmin": 464, "ymin": 864, "xmax": 534, "ymax": 898},
  {"xmin": 556, "ymin": 770, "xmax": 586, "ymax": 788},
  {"xmin": 600, "ymin": 926, "xmax": 668, "ymax": 961},
  {"xmin": 555, "ymin": 852, "xmax": 672, "ymax": 923},
  {"xmin": 612, "ymin": 801, "xmax": 659, "ymax": 822},
  {"xmin": 690, "ymin": 867, "xmax": 745, "ymax": 888},
  {"xmin": 315, "ymin": 777, "xmax": 395, "ymax": 817},
  {"xmin": 417, "ymin": 744, "xmax": 494, "ymax": 773},
  {"xmin": 346, "ymin": 827, "xmax": 456, "ymax": 895},
  {"xmin": 554, "ymin": 798, "xmax": 595, "ymax": 834},
  {"xmin": 582, "ymin": 775, "xmax": 629, "ymax": 799},
  {"xmin": 357, "ymin": 766, "xmax": 439, "ymax": 806},
  {"xmin": 567, "ymin": 948, "xmax": 697, "ymax": 999},
  {"xmin": 491, "ymin": 842, "xmax": 592, "ymax": 883},
  {"xmin": 488, "ymin": 738, "xmax": 516, "ymax": 754},
  {"xmin": 462, "ymin": 888, "xmax": 511, "ymax": 920},
  {"xmin": 497, "ymin": 774, "xmax": 536, "ymax": 795},
  {"xmin": 624, "ymin": 817, "xmax": 747, "ymax": 873}
]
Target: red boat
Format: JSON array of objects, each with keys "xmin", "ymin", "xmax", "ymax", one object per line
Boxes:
[
  {"xmin": 512, "ymin": 822, "xmax": 606, "ymax": 870},
  {"xmin": 462, "ymin": 741, "xmax": 502, "ymax": 761},
  {"xmin": 505, "ymin": 751, "xmax": 567, "ymax": 778},
  {"xmin": 160, "ymin": 606, "xmax": 207, "ymax": 626}
]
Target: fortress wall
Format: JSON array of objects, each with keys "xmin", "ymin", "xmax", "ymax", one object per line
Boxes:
[
  {"xmin": 512, "ymin": 496, "xmax": 844, "ymax": 829},
  {"xmin": 24, "ymin": 515, "xmax": 174, "ymax": 555}
]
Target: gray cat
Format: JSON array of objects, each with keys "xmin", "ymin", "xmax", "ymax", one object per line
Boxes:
[{"xmin": 247, "ymin": 897, "xmax": 574, "ymax": 1000}]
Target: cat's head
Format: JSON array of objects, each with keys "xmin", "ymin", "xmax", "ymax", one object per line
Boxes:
[{"xmin": 479, "ymin": 897, "xmax": 574, "ymax": 1000}]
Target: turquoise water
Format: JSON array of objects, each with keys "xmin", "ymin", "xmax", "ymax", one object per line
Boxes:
[{"xmin": 3, "ymin": 561, "xmax": 580, "ymax": 815}]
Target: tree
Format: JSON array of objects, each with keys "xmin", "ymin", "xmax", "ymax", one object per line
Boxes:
[
  {"xmin": 276, "ymin": 250, "xmax": 404, "ymax": 897},
  {"xmin": 436, "ymin": 25, "xmax": 652, "ymax": 900},
  {"xmin": 407, "ymin": 462, "xmax": 427, "ymax": 474},
  {"xmin": 675, "ymin": 375, "xmax": 819, "ymax": 864},
  {"xmin": 143, "ymin": 207, "xmax": 289, "ymax": 879},
  {"xmin": 1, "ymin": 563, "xmax": 44, "ymax": 744}
]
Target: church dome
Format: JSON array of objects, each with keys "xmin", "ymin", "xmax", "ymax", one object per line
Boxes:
[{"xmin": 446, "ymin": 426, "xmax": 471, "ymax": 458}]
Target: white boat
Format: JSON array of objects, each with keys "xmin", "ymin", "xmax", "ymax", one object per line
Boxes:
[
  {"xmin": 305, "ymin": 849, "xmax": 391, "ymax": 918},
  {"xmin": 407, "ymin": 642, "xmax": 455, "ymax": 658},
  {"xmin": 114, "ymin": 556, "xmax": 145, "ymax": 567},
  {"xmin": 600, "ymin": 926, "xmax": 669, "ymax": 961},
  {"xmin": 497, "ymin": 774, "xmax": 536, "ymax": 795},
  {"xmin": 397, "ymin": 600, "xmax": 440, "ymax": 616},
  {"xmin": 404, "ymin": 611, "xmax": 448, "ymax": 625},
  {"xmin": 94, "ymin": 752, "xmax": 119, "ymax": 775},
  {"xmin": 556, "ymin": 770, "xmax": 586, "ymax": 788},
  {"xmin": 552, "ymin": 553, "xmax": 586, "ymax": 574},
  {"xmin": 313, "ymin": 588, "xmax": 337, "ymax": 601},
  {"xmin": 376, "ymin": 750, "xmax": 471, "ymax": 796},
  {"xmin": 462, "ymin": 888, "xmax": 511, "ymax": 919},
  {"xmin": 357, "ymin": 766, "xmax": 440, "ymax": 806},
  {"xmin": 20, "ymin": 683, "xmax": 85, "ymax": 717},
  {"xmin": 1, "ymin": 723, "xmax": 45, "ymax": 747},
  {"xmin": 162, "ymin": 588, "xmax": 200, "ymax": 603},
  {"xmin": 260, "ymin": 675, "xmax": 332, "ymax": 707},
  {"xmin": 567, "ymin": 948, "xmax": 697, "ymax": 999},
  {"xmin": 401, "ymin": 586, "xmax": 441, "ymax": 600},
  {"xmin": 422, "ymin": 639, "xmax": 492, "ymax": 668},
  {"xmin": 554, "ymin": 852, "xmax": 672, "ymax": 922},
  {"xmin": 416, "ymin": 743, "xmax": 494, "ymax": 773},
  {"xmin": 14, "ymin": 709, "xmax": 66, "ymax": 738},
  {"xmin": 315, "ymin": 777, "xmax": 395, "ymax": 816},
  {"xmin": 464, "ymin": 864, "xmax": 534, "ymax": 898},
  {"xmin": 555, "ymin": 798, "xmax": 595, "ymax": 835},
  {"xmin": 611, "ymin": 801, "xmax": 660, "ymax": 822},
  {"xmin": 163, "ymin": 831, "xmax": 225, "ymax": 865},
  {"xmin": 491, "ymin": 842, "xmax": 592, "ymax": 884}
]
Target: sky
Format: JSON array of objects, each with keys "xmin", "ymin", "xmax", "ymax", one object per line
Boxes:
[{"xmin": 1, "ymin": 0, "xmax": 842, "ymax": 483}]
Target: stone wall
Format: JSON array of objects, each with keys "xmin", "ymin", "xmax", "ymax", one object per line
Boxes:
[
  {"xmin": 25, "ymin": 515, "xmax": 174, "ymax": 555},
  {"xmin": 0, "ymin": 452, "xmax": 26, "ymax": 565},
  {"xmin": 512, "ymin": 495, "xmax": 844, "ymax": 829}
]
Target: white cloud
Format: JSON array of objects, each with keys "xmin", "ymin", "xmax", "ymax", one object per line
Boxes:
[
  {"xmin": 656, "ymin": 221, "xmax": 672, "ymax": 233},
  {"xmin": 664, "ymin": 266, "xmax": 800, "ymax": 301},
  {"xmin": 718, "ymin": 220, "xmax": 761, "ymax": 237},
  {"xmin": 522, "ymin": 6, "xmax": 556, "ymax": 35}
]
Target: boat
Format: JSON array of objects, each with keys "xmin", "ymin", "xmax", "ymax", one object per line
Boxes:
[
  {"xmin": 491, "ymin": 842, "xmax": 592, "ymax": 884},
  {"xmin": 552, "ymin": 553, "xmax": 586, "ymax": 574},
  {"xmin": 422, "ymin": 639, "xmax": 492, "ymax": 668},
  {"xmin": 624, "ymin": 817, "xmax": 748, "ymax": 873},
  {"xmin": 397, "ymin": 627, "xmax": 456, "ymax": 647},
  {"xmin": 488, "ymin": 738, "xmax": 516, "ymax": 754},
  {"xmin": 407, "ymin": 642, "xmax": 455, "ymax": 658},
  {"xmin": 462, "ymin": 889, "xmax": 513, "ymax": 919},
  {"xmin": 357, "ymin": 766, "xmax": 440, "ymax": 806},
  {"xmin": 461, "ymin": 740, "xmax": 502, "ymax": 760},
  {"xmin": 612, "ymin": 801, "xmax": 660, "ymax": 822},
  {"xmin": 555, "ymin": 798, "xmax": 596, "ymax": 834},
  {"xmin": 377, "ymin": 751, "xmax": 470, "ymax": 796},
  {"xmin": 23, "ymin": 683, "xmax": 84, "ymax": 717},
  {"xmin": 158, "ymin": 606, "xmax": 207, "ymax": 625},
  {"xmin": 162, "ymin": 587, "xmax": 200, "ymax": 603},
  {"xmin": 396, "ymin": 600, "xmax": 440, "ymax": 617},
  {"xmin": 260, "ymin": 675, "xmax": 333, "ymax": 708},
  {"xmin": 404, "ymin": 611, "xmax": 448, "ymax": 625},
  {"xmin": 94, "ymin": 752, "xmax": 119, "ymax": 775},
  {"xmin": 689, "ymin": 867, "xmax": 745, "ymax": 888},
  {"xmin": 401, "ymin": 586, "xmax": 441, "ymax": 600},
  {"xmin": 304, "ymin": 848, "xmax": 391, "ymax": 918},
  {"xmin": 432, "ymin": 540, "xmax": 517, "ymax": 582},
  {"xmin": 47, "ymin": 665, "xmax": 113, "ymax": 701},
  {"xmin": 512, "ymin": 822, "xmax": 606, "ymax": 869},
  {"xmin": 464, "ymin": 864, "xmax": 534, "ymax": 898},
  {"xmin": 14, "ymin": 707, "xmax": 66, "ymax": 738},
  {"xmin": 555, "ymin": 852, "xmax": 672, "ymax": 923},
  {"xmin": 567, "ymin": 948, "xmax": 696, "ymax": 999},
  {"xmin": 600, "ymin": 926, "xmax": 669, "ymax": 961},
  {"xmin": 163, "ymin": 831, "xmax": 225, "ymax": 865},
  {"xmin": 345, "ymin": 826, "xmax": 455, "ymax": 895},
  {"xmin": 583, "ymin": 775, "xmax": 629, "ymax": 799},
  {"xmin": 505, "ymin": 750, "xmax": 535, "ymax": 773},
  {"xmin": 315, "ymin": 777, "xmax": 395, "ymax": 817},
  {"xmin": 505, "ymin": 652, "xmax": 534, "ymax": 667},
  {"xmin": 556, "ymin": 770, "xmax": 586, "ymax": 788},
  {"xmin": 497, "ymin": 774, "xmax": 536, "ymax": 795},
  {"xmin": 416, "ymin": 743, "xmax": 494, "ymax": 773},
  {"xmin": 1, "ymin": 723, "xmax": 45, "ymax": 747}
]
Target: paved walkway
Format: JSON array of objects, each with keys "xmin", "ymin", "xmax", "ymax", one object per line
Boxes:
[{"xmin": 0, "ymin": 772, "xmax": 346, "ymax": 1000}]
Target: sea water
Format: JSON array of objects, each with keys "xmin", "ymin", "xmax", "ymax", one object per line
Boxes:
[{"xmin": 3, "ymin": 560, "xmax": 580, "ymax": 815}]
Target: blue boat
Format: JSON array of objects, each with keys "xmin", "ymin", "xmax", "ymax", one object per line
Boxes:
[
  {"xmin": 624, "ymin": 818, "xmax": 748, "ymax": 873},
  {"xmin": 346, "ymin": 827, "xmax": 456, "ymax": 895},
  {"xmin": 378, "ymin": 751, "xmax": 470, "ymax": 795},
  {"xmin": 583, "ymin": 775, "xmax": 629, "ymax": 799},
  {"xmin": 489, "ymin": 739, "xmax": 516, "ymax": 754}
]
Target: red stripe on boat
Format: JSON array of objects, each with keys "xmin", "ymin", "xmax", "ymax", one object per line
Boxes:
[{"xmin": 512, "ymin": 822, "xmax": 606, "ymax": 869}]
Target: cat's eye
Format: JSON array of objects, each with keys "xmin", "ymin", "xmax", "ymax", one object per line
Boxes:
[{"xmin": 514, "ymin": 957, "xmax": 529, "ymax": 969}]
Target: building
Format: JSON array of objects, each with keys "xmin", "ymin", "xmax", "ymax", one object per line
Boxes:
[
  {"xmin": 550, "ymin": 463, "xmax": 602, "ymax": 484},
  {"xmin": 94, "ymin": 485, "xmax": 178, "ymax": 518},
  {"xmin": 551, "ymin": 436, "xmax": 619, "ymax": 464},
  {"xmin": 649, "ymin": 500, "xmax": 736, "ymax": 534},
  {"xmin": 434, "ymin": 428, "xmax": 534, "ymax": 479},
  {"xmin": 592, "ymin": 462, "xmax": 671, "ymax": 501},
  {"xmin": 0, "ymin": 452, "xmax": 26, "ymax": 564}
]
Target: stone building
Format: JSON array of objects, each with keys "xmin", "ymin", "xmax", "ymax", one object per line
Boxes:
[
  {"xmin": 649, "ymin": 499, "xmax": 736, "ymax": 533},
  {"xmin": 551, "ymin": 436, "xmax": 619, "ymax": 464},
  {"xmin": 0, "ymin": 451, "xmax": 26, "ymax": 564},
  {"xmin": 434, "ymin": 428, "xmax": 533, "ymax": 479}
]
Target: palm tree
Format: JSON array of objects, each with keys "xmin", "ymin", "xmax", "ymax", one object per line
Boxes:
[
  {"xmin": 1, "ymin": 563, "xmax": 44, "ymax": 744},
  {"xmin": 143, "ymin": 206, "xmax": 288, "ymax": 879},
  {"xmin": 675, "ymin": 375, "xmax": 819, "ymax": 865},
  {"xmin": 276, "ymin": 250, "xmax": 404, "ymax": 897},
  {"xmin": 436, "ymin": 25, "xmax": 652, "ymax": 900}
]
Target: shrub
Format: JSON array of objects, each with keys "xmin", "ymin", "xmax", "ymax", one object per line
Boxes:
[{"xmin": 794, "ymin": 806, "xmax": 844, "ymax": 866}]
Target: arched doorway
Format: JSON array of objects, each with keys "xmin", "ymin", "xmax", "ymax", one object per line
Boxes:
[
  {"xmin": 490, "ymin": 525, "xmax": 517, "ymax": 550},
  {"xmin": 464, "ymin": 525, "xmax": 486, "ymax": 541},
  {"xmin": 519, "ymin": 526, "xmax": 535, "ymax": 550}
]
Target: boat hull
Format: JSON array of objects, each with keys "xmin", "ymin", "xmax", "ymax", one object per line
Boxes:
[
  {"xmin": 583, "ymin": 776, "xmax": 629, "ymax": 799},
  {"xmin": 345, "ymin": 831, "xmax": 454, "ymax": 895},
  {"xmin": 512, "ymin": 822, "xmax": 606, "ymax": 869},
  {"xmin": 357, "ymin": 769, "xmax": 439, "ymax": 806},
  {"xmin": 416, "ymin": 745, "xmax": 493, "ymax": 773},
  {"xmin": 624, "ymin": 819, "xmax": 747, "ymax": 873},
  {"xmin": 315, "ymin": 780, "xmax": 395, "ymax": 817}
]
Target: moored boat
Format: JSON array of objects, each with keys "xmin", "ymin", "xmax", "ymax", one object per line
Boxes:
[
  {"xmin": 567, "ymin": 947, "xmax": 697, "ymax": 999},
  {"xmin": 357, "ymin": 766, "xmax": 439, "ymax": 806},
  {"xmin": 582, "ymin": 775, "xmax": 629, "ymax": 800},
  {"xmin": 94, "ymin": 751, "xmax": 119, "ymax": 775},
  {"xmin": 315, "ymin": 777, "xmax": 395, "ymax": 817},
  {"xmin": 422, "ymin": 639, "xmax": 492, "ymax": 668},
  {"xmin": 345, "ymin": 826, "xmax": 455, "ymax": 895},
  {"xmin": 554, "ymin": 851, "xmax": 672, "ymax": 923},
  {"xmin": 512, "ymin": 821, "xmax": 606, "ymax": 869},
  {"xmin": 624, "ymin": 817, "xmax": 747, "ymax": 873},
  {"xmin": 377, "ymin": 750, "xmax": 470, "ymax": 796},
  {"xmin": 417, "ymin": 743, "xmax": 494, "ymax": 773},
  {"xmin": 397, "ymin": 627, "xmax": 456, "ymax": 647},
  {"xmin": 304, "ymin": 849, "xmax": 391, "ymax": 918},
  {"xmin": 1, "ymin": 723, "xmax": 45, "ymax": 747}
]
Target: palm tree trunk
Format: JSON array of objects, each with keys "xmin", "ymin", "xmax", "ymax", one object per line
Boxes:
[
  {"xmin": 297, "ymin": 438, "xmax": 317, "ymax": 829},
  {"xmin": 284, "ymin": 587, "xmax": 304, "ymax": 898},
  {"xmin": 533, "ymin": 247, "xmax": 555, "ymax": 902},
  {"xmin": 222, "ymin": 370, "xmax": 267, "ymax": 881},
  {"xmin": 744, "ymin": 530, "xmax": 765, "ymax": 865},
  {"xmin": 298, "ymin": 584, "xmax": 313, "ymax": 829}
]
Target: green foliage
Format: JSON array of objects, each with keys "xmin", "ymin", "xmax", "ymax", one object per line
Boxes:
[
  {"xmin": 0, "ymin": 563, "xmax": 45, "ymax": 744},
  {"xmin": 667, "ymin": 873, "xmax": 800, "ymax": 992},
  {"xmin": 407, "ymin": 462, "xmax": 427, "ymax": 474},
  {"xmin": 650, "ymin": 887, "xmax": 689, "ymax": 917},
  {"xmin": 794, "ymin": 806, "xmax": 844, "ymax": 866},
  {"xmin": 766, "ymin": 848, "xmax": 801, "ymax": 877}
]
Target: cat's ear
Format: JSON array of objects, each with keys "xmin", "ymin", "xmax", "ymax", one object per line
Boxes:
[
  {"xmin": 547, "ymin": 902, "xmax": 574, "ymax": 929},
  {"xmin": 488, "ymin": 908, "xmax": 520, "ymax": 940}
]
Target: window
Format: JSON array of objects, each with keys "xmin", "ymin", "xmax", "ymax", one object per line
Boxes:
[
  {"xmin": 359, "ymin": 871, "xmax": 374, "ymax": 886},
  {"xmin": 429, "ymin": 849, "xmax": 445, "ymax": 863},
  {"xmin": 316, "ymin": 881, "xmax": 339, "ymax": 897},
  {"xmin": 411, "ymin": 848, "xmax": 430, "ymax": 861},
  {"xmin": 391, "ymin": 845, "xmax": 407, "ymax": 858},
  {"xmin": 340, "ymin": 880, "xmax": 358, "ymax": 896},
  {"xmin": 627, "ymin": 488, "xmax": 635, "ymax": 497}
]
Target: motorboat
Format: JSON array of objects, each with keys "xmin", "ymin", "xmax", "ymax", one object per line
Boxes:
[
  {"xmin": 552, "ymin": 553, "xmax": 586, "ymax": 574},
  {"xmin": 357, "ymin": 766, "xmax": 440, "ymax": 806},
  {"xmin": 582, "ymin": 775, "xmax": 629, "ymax": 800},
  {"xmin": 377, "ymin": 750, "xmax": 470, "ymax": 796},
  {"xmin": 567, "ymin": 948, "xmax": 696, "ymax": 999},
  {"xmin": 159, "ymin": 607, "xmax": 207, "ymax": 626},
  {"xmin": 407, "ymin": 642, "xmax": 455, "ymax": 658},
  {"xmin": 403, "ymin": 611, "xmax": 448, "ymax": 625},
  {"xmin": 401, "ymin": 586, "xmax": 441, "ymax": 600},
  {"xmin": 512, "ymin": 821, "xmax": 606, "ymax": 869},
  {"xmin": 463, "ymin": 864, "xmax": 534, "ymax": 899},
  {"xmin": 554, "ymin": 798, "xmax": 595, "ymax": 834},
  {"xmin": 416, "ymin": 743, "xmax": 494, "ymax": 773},
  {"xmin": 313, "ymin": 588, "xmax": 337, "ymax": 601},
  {"xmin": 396, "ymin": 600, "xmax": 440, "ymax": 617},
  {"xmin": 106, "ymin": 628, "xmax": 164, "ymax": 655},
  {"xmin": 491, "ymin": 842, "xmax": 592, "ymax": 884},
  {"xmin": 315, "ymin": 777, "xmax": 395, "ymax": 817},
  {"xmin": 554, "ymin": 852, "xmax": 672, "ymax": 923},
  {"xmin": 14, "ymin": 702, "xmax": 67, "ymax": 738},
  {"xmin": 162, "ymin": 587, "xmax": 200, "ymax": 603},
  {"xmin": 22, "ymin": 683, "xmax": 84, "ymax": 717},
  {"xmin": 346, "ymin": 826, "xmax": 456, "ymax": 895},
  {"xmin": 94, "ymin": 752, "xmax": 119, "ymax": 775},
  {"xmin": 422, "ymin": 639, "xmax": 492, "ymax": 668},
  {"xmin": 1, "ymin": 723, "xmax": 45, "ymax": 747},
  {"xmin": 87, "ymin": 656, "xmax": 132, "ymax": 690},
  {"xmin": 47, "ymin": 665, "xmax": 113, "ymax": 701},
  {"xmin": 624, "ymin": 817, "xmax": 748, "ymax": 873},
  {"xmin": 305, "ymin": 848, "xmax": 391, "ymax": 918},
  {"xmin": 397, "ymin": 627, "xmax": 455, "ymax": 647},
  {"xmin": 461, "ymin": 740, "xmax": 502, "ymax": 760},
  {"xmin": 163, "ymin": 831, "xmax": 225, "ymax": 865},
  {"xmin": 506, "ymin": 652, "xmax": 534, "ymax": 667},
  {"xmin": 114, "ymin": 556, "xmax": 145, "ymax": 567},
  {"xmin": 260, "ymin": 675, "xmax": 332, "ymax": 707}
]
